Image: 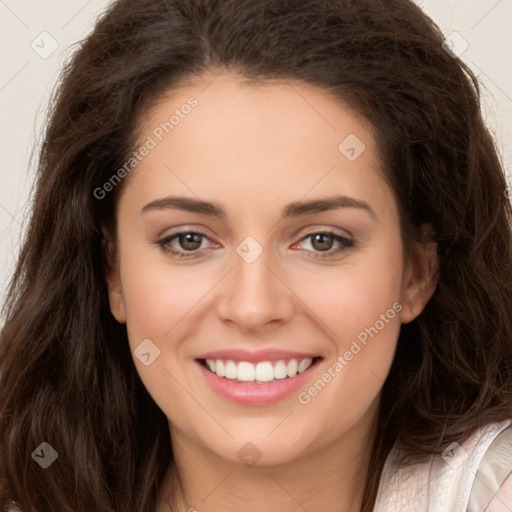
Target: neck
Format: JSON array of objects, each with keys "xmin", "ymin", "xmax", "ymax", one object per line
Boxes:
[{"xmin": 156, "ymin": 406, "xmax": 378, "ymax": 512}]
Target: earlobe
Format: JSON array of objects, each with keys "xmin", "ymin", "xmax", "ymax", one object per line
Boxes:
[
  {"xmin": 400, "ymin": 226, "xmax": 439, "ymax": 325},
  {"xmin": 102, "ymin": 229, "xmax": 127, "ymax": 324},
  {"xmin": 108, "ymin": 284, "xmax": 127, "ymax": 324}
]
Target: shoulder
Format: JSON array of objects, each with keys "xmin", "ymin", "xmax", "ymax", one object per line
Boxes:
[
  {"xmin": 374, "ymin": 419, "xmax": 512, "ymax": 512},
  {"xmin": 468, "ymin": 422, "xmax": 512, "ymax": 512}
]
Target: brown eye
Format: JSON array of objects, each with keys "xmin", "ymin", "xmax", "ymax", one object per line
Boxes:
[
  {"xmin": 310, "ymin": 233, "xmax": 335, "ymax": 252},
  {"xmin": 156, "ymin": 231, "xmax": 213, "ymax": 258},
  {"xmin": 177, "ymin": 233, "xmax": 203, "ymax": 251},
  {"xmin": 293, "ymin": 231, "xmax": 355, "ymax": 260}
]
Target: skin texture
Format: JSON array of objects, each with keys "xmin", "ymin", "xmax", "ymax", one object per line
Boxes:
[
  {"xmin": 487, "ymin": 473, "xmax": 512, "ymax": 511},
  {"xmin": 105, "ymin": 71, "xmax": 438, "ymax": 512}
]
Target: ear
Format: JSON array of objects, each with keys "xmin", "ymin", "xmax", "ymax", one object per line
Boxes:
[
  {"xmin": 102, "ymin": 227, "xmax": 127, "ymax": 324},
  {"xmin": 400, "ymin": 223, "xmax": 439, "ymax": 324}
]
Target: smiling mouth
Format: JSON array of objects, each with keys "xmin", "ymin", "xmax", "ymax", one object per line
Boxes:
[{"xmin": 198, "ymin": 356, "xmax": 323, "ymax": 384}]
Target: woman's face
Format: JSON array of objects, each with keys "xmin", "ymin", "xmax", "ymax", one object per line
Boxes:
[{"xmin": 106, "ymin": 71, "xmax": 436, "ymax": 467}]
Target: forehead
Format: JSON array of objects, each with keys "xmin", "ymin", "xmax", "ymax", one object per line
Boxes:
[
  {"xmin": 122, "ymin": 71, "xmax": 394, "ymax": 219},
  {"xmin": 140, "ymin": 71, "xmax": 375, "ymax": 156}
]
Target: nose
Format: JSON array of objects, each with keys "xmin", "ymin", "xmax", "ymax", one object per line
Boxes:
[{"xmin": 216, "ymin": 242, "xmax": 294, "ymax": 334}]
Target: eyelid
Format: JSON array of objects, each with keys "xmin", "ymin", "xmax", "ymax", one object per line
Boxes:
[
  {"xmin": 292, "ymin": 224, "xmax": 354, "ymax": 240},
  {"xmin": 156, "ymin": 224, "xmax": 216, "ymax": 240}
]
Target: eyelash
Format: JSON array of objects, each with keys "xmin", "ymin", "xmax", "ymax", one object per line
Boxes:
[{"xmin": 155, "ymin": 229, "xmax": 355, "ymax": 260}]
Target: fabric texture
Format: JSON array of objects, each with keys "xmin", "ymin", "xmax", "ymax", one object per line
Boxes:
[
  {"xmin": 373, "ymin": 419, "xmax": 512, "ymax": 512},
  {"xmin": 467, "ymin": 423, "xmax": 512, "ymax": 512}
]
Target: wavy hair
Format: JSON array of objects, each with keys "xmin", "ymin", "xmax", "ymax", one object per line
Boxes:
[{"xmin": 1, "ymin": 0, "xmax": 512, "ymax": 510}]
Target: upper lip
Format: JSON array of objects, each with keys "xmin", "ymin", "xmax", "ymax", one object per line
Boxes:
[{"xmin": 195, "ymin": 348, "xmax": 321, "ymax": 363}]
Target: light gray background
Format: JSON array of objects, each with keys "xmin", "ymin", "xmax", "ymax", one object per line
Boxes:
[{"xmin": 1, "ymin": 0, "xmax": 511, "ymax": 307}]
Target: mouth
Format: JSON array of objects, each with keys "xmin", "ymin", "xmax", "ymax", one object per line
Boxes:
[
  {"xmin": 195, "ymin": 354, "xmax": 323, "ymax": 405},
  {"xmin": 198, "ymin": 356, "xmax": 323, "ymax": 384}
]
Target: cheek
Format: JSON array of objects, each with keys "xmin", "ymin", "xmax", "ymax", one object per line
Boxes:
[
  {"xmin": 291, "ymin": 233, "xmax": 404, "ymax": 412},
  {"xmin": 295, "ymin": 237, "xmax": 404, "ymax": 346},
  {"xmin": 117, "ymin": 250, "xmax": 212, "ymax": 416},
  {"xmin": 118, "ymin": 240, "xmax": 210, "ymax": 346},
  {"xmin": 293, "ymin": 281, "xmax": 402, "ymax": 446}
]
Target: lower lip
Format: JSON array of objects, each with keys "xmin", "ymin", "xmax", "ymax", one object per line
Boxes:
[{"xmin": 196, "ymin": 359, "xmax": 321, "ymax": 405}]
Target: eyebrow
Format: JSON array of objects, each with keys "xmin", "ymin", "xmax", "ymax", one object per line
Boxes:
[{"xmin": 141, "ymin": 194, "xmax": 377, "ymax": 220}]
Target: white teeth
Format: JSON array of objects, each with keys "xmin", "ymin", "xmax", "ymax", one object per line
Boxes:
[
  {"xmin": 274, "ymin": 360, "xmax": 288, "ymax": 379},
  {"xmin": 255, "ymin": 362, "xmax": 274, "ymax": 382},
  {"xmin": 216, "ymin": 360, "xmax": 225, "ymax": 377},
  {"xmin": 225, "ymin": 360, "xmax": 237, "ymax": 379},
  {"xmin": 287, "ymin": 359, "xmax": 298, "ymax": 377},
  {"xmin": 298, "ymin": 358, "xmax": 313, "ymax": 373},
  {"xmin": 204, "ymin": 357, "xmax": 315, "ymax": 382},
  {"xmin": 237, "ymin": 361, "xmax": 255, "ymax": 381}
]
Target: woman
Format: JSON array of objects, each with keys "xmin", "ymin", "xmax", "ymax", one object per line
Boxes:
[{"xmin": 1, "ymin": 0, "xmax": 511, "ymax": 511}]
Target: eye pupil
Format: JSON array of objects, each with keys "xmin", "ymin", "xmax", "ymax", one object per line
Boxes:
[
  {"xmin": 179, "ymin": 233, "xmax": 202, "ymax": 250},
  {"xmin": 312, "ymin": 233, "xmax": 333, "ymax": 251}
]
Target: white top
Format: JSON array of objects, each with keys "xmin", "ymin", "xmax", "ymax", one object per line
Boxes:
[{"xmin": 374, "ymin": 419, "xmax": 512, "ymax": 511}]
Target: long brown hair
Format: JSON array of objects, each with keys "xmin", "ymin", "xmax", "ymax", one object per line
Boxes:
[{"xmin": 1, "ymin": 0, "xmax": 512, "ymax": 510}]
